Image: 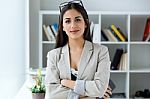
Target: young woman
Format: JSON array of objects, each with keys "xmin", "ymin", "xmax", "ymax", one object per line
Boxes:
[{"xmin": 45, "ymin": 0, "xmax": 111, "ymax": 99}]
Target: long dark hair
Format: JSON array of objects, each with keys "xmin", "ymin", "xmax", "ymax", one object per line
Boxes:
[{"xmin": 55, "ymin": 2, "xmax": 92, "ymax": 48}]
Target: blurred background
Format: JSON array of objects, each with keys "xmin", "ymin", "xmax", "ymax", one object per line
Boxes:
[{"xmin": 0, "ymin": 0, "xmax": 150, "ymax": 99}]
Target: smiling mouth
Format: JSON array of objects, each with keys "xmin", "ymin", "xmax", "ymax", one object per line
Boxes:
[{"xmin": 70, "ymin": 30, "xmax": 79, "ymax": 33}]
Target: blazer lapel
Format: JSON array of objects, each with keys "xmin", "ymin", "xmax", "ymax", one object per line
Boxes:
[
  {"xmin": 77, "ymin": 40, "xmax": 93, "ymax": 79},
  {"xmin": 61, "ymin": 44, "xmax": 71, "ymax": 79}
]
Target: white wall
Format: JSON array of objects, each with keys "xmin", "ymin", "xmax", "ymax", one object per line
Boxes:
[
  {"xmin": 29, "ymin": 0, "xmax": 40, "ymax": 69},
  {"xmin": 0, "ymin": 0, "xmax": 26, "ymax": 99},
  {"xmin": 40, "ymin": 0, "xmax": 150, "ymax": 11}
]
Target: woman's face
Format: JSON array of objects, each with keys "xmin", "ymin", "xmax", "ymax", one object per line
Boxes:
[{"xmin": 62, "ymin": 9, "xmax": 86, "ymax": 40}]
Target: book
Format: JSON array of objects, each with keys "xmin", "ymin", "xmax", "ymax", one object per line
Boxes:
[
  {"xmin": 90, "ymin": 21, "xmax": 94, "ymax": 38},
  {"xmin": 51, "ymin": 23, "xmax": 59, "ymax": 37},
  {"xmin": 43, "ymin": 24, "xmax": 51, "ymax": 41},
  {"xmin": 109, "ymin": 79, "xmax": 116, "ymax": 91},
  {"xmin": 102, "ymin": 29, "xmax": 118, "ymax": 42},
  {"xmin": 101, "ymin": 30, "xmax": 109, "ymax": 41},
  {"xmin": 111, "ymin": 48, "xmax": 124, "ymax": 70},
  {"xmin": 142, "ymin": 17, "xmax": 150, "ymax": 41},
  {"xmin": 118, "ymin": 52, "xmax": 128, "ymax": 70},
  {"xmin": 145, "ymin": 33, "xmax": 150, "ymax": 42},
  {"xmin": 109, "ymin": 27, "xmax": 121, "ymax": 41},
  {"xmin": 92, "ymin": 24, "xmax": 100, "ymax": 43},
  {"xmin": 110, "ymin": 24, "xmax": 126, "ymax": 42},
  {"xmin": 47, "ymin": 25, "xmax": 56, "ymax": 41},
  {"xmin": 117, "ymin": 27, "xmax": 128, "ymax": 41}
]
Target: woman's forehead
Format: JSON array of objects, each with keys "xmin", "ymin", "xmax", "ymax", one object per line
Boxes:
[{"xmin": 63, "ymin": 9, "xmax": 83, "ymax": 19}]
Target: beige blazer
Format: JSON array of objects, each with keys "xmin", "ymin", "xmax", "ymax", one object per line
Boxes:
[{"xmin": 45, "ymin": 40, "xmax": 110, "ymax": 99}]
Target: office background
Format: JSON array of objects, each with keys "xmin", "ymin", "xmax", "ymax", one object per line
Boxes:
[{"xmin": 0, "ymin": 0, "xmax": 150, "ymax": 99}]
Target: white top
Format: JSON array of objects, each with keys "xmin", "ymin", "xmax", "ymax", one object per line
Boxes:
[{"xmin": 71, "ymin": 68, "xmax": 78, "ymax": 77}]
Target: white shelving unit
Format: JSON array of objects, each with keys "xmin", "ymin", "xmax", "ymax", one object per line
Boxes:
[
  {"xmin": 36, "ymin": 10, "xmax": 150, "ymax": 99},
  {"xmin": 29, "ymin": 1, "xmax": 150, "ymax": 98}
]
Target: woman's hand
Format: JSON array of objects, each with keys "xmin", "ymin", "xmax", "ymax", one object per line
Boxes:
[
  {"xmin": 61, "ymin": 79, "xmax": 75, "ymax": 89},
  {"xmin": 103, "ymin": 86, "xmax": 112, "ymax": 99},
  {"xmin": 61, "ymin": 80, "xmax": 112, "ymax": 99}
]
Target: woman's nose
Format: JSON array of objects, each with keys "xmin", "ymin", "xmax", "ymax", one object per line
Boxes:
[{"xmin": 71, "ymin": 21, "xmax": 77, "ymax": 28}]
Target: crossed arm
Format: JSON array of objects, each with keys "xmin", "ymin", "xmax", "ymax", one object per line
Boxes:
[
  {"xmin": 46, "ymin": 46, "xmax": 112, "ymax": 98},
  {"xmin": 61, "ymin": 79, "xmax": 112, "ymax": 99}
]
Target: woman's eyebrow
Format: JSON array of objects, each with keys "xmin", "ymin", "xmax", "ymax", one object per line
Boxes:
[
  {"xmin": 64, "ymin": 16, "xmax": 82, "ymax": 20},
  {"xmin": 75, "ymin": 16, "xmax": 82, "ymax": 19},
  {"xmin": 63, "ymin": 18, "xmax": 70, "ymax": 20}
]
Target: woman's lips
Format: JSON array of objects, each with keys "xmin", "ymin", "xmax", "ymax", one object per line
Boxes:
[{"xmin": 70, "ymin": 30, "xmax": 79, "ymax": 34}]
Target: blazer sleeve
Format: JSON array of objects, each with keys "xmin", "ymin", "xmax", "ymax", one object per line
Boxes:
[
  {"xmin": 73, "ymin": 46, "xmax": 110, "ymax": 98},
  {"xmin": 45, "ymin": 50, "xmax": 69, "ymax": 99}
]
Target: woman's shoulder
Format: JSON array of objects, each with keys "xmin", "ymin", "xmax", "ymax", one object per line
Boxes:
[
  {"xmin": 92, "ymin": 43, "xmax": 108, "ymax": 51},
  {"xmin": 47, "ymin": 47, "xmax": 62, "ymax": 56},
  {"xmin": 92, "ymin": 43, "xmax": 109, "ymax": 58}
]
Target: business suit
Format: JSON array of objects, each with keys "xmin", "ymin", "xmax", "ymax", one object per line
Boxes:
[{"xmin": 45, "ymin": 40, "xmax": 110, "ymax": 99}]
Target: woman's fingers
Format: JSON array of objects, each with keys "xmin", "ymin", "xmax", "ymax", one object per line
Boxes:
[
  {"xmin": 108, "ymin": 86, "xmax": 112, "ymax": 91},
  {"xmin": 106, "ymin": 88, "xmax": 112, "ymax": 95},
  {"xmin": 103, "ymin": 93, "xmax": 110, "ymax": 99},
  {"xmin": 103, "ymin": 86, "xmax": 112, "ymax": 99}
]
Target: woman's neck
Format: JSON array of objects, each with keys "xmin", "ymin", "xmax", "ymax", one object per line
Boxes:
[{"xmin": 68, "ymin": 39, "xmax": 85, "ymax": 51}]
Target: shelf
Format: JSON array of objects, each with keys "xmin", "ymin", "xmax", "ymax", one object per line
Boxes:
[
  {"xmin": 28, "ymin": 0, "xmax": 150, "ymax": 98},
  {"xmin": 38, "ymin": 11, "xmax": 150, "ymax": 99},
  {"xmin": 30, "ymin": 8, "xmax": 150, "ymax": 98},
  {"xmin": 130, "ymin": 67, "xmax": 150, "ymax": 73},
  {"xmin": 110, "ymin": 70, "xmax": 128, "ymax": 73},
  {"xmin": 130, "ymin": 42, "xmax": 150, "ymax": 44},
  {"xmin": 130, "ymin": 70, "xmax": 150, "ymax": 73},
  {"xmin": 130, "ymin": 73, "xmax": 150, "ymax": 98},
  {"xmin": 101, "ymin": 42, "xmax": 129, "ymax": 44}
]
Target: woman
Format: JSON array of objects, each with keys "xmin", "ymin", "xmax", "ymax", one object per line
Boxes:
[{"xmin": 45, "ymin": 0, "xmax": 111, "ymax": 99}]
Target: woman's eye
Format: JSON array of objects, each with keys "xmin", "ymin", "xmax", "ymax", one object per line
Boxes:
[
  {"xmin": 75, "ymin": 19, "xmax": 81, "ymax": 22},
  {"xmin": 65, "ymin": 20, "xmax": 70, "ymax": 23}
]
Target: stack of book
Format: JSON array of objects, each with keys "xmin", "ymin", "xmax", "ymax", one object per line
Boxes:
[
  {"xmin": 43, "ymin": 23, "xmax": 58, "ymax": 41},
  {"xmin": 89, "ymin": 21, "xmax": 101, "ymax": 43},
  {"xmin": 101, "ymin": 24, "xmax": 128, "ymax": 42},
  {"xmin": 142, "ymin": 17, "xmax": 150, "ymax": 42},
  {"xmin": 111, "ymin": 48, "xmax": 128, "ymax": 70}
]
